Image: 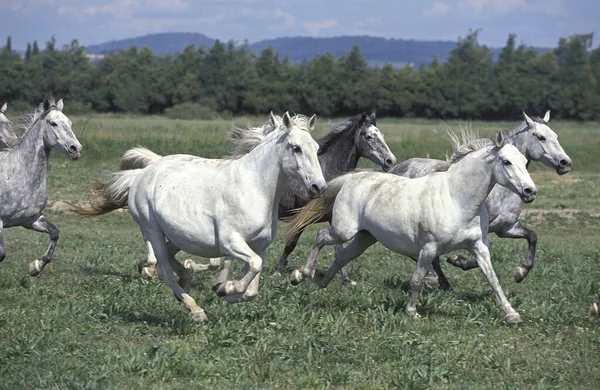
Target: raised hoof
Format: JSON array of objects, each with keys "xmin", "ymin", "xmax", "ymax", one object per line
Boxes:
[
  {"xmin": 514, "ymin": 266, "xmax": 529, "ymax": 283},
  {"xmin": 290, "ymin": 269, "xmax": 303, "ymax": 285},
  {"xmin": 28, "ymin": 260, "xmax": 44, "ymax": 277},
  {"xmin": 505, "ymin": 312, "xmax": 523, "ymax": 325},
  {"xmin": 341, "ymin": 278, "xmax": 358, "ymax": 287},
  {"xmin": 183, "ymin": 259, "xmax": 196, "ymax": 270},
  {"xmin": 446, "ymin": 254, "xmax": 461, "ymax": 266},
  {"xmin": 211, "ymin": 282, "xmax": 227, "ymax": 297},
  {"xmin": 189, "ymin": 309, "xmax": 208, "ymax": 323},
  {"xmin": 589, "ymin": 302, "xmax": 599, "ymax": 315}
]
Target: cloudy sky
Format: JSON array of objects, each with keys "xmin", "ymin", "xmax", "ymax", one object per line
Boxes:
[{"xmin": 2, "ymin": 0, "xmax": 599, "ymax": 50}]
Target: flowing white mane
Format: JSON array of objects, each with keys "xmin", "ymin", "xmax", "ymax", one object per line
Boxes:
[
  {"xmin": 228, "ymin": 114, "xmax": 313, "ymax": 159},
  {"xmin": 436, "ymin": 123, "xmax": 494, "ymax": 172}
]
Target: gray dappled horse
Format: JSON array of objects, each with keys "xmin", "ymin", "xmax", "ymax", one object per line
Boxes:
[
  {"xmin": 0, "ymin": 99, "xmax": 82, "ymax": 276},
  {"xmin": 0, "ymin": 103, "xmax": 19, "ymax": 150},
  {"xmin": 390, "ymin": 111, "xmax": 571, "ymax": 288}
]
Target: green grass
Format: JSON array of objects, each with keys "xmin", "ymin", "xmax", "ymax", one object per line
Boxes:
[{"xmin": 1, "ymin": 115, "xmax": 600, "ymax": 389}]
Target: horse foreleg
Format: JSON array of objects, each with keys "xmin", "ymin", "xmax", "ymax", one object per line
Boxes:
[
  {"xmin": 496, "ymin": 220, "xmax": 537, "ymax": 283},
  {"xmin": 469, "ymin": 238, "xmax": 522, "ymax": 325},
  {"xmin": 272, "ymin": 231, "xmax": 301, "ymax": 277},
  {"xmin": 406, "ymin": 245, "xmax": 437, "ymax": 317},
  {"xmin": 27, "ymin": 215, "xmax": 59, "ymax": 277},
  {"xmin": 314, "ymin": 231, "xmax": 376, "ymax": 288},
  {"xmin": 212, "ymin": 234, "xmax": 262, "ymax": 299}
]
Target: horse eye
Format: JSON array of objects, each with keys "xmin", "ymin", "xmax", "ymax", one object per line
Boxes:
[
  {"xmin": 365, "ymin": 134, "xmax": 373, "ymax": 140},
  {"xmin": 292, "ymin": 145, "xmax": 302, "ymax": 154},
  {"xmin": 503, "ymin": 159, "xmax": 512, "ymax": 166},
  {"xmin": 537, "ymin": 135, "xmax": 546, "ymax": 141},
  {"xmin": 49, "ymin": 121, "xmax": 58, "ymax": 127}
]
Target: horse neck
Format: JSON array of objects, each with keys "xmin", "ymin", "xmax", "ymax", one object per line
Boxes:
[
  {"xmin": 237, "ymin": 135, "xmax": 289, "ymax": 207},
  {"xmin": 445, "ymin": 149, "xmax": 495, "ymax": 214},
  {"xmin": 318, "ymin": 133, "xmax": 359, "ymax": 180},
  {"xmin": 13, "ymin": 120, "xmax": 50, "ymax": 177}
]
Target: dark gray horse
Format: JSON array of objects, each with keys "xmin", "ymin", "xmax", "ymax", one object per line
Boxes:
[
  {"xmin": 390, "ymin": 111, "xmax": 571, "ymax": 288},
  {"xmin": 0, "ymin": 98, "xmax": 82, "ymax": 276},
  {"xmin": 0, "ymin": 103, "xmax": 19, "ymax": 150},
  {"xmin": 271, "ymin": 111, "xmax": 397, "ymax": 284}
]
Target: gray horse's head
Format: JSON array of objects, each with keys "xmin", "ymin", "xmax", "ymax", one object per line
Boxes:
[
  {"xmin": 0, "ymin": 102, "xmax": 18, "ymax": 149},
  {"xmin": 493, "ymin": 131, "xmax": 538, "ymax": 203},
  {"xmin": 353, "ymin": 111, "xmax": 396, "ymax": 171},
  {"xmin": 41, "ymin": 98, "xmax": 82, "ymax": 160},
  {"xmin": 520, "ymin": 111, "xmax": 571, "ymax": 175}
]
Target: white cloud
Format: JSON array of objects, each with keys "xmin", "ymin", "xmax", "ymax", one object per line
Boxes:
[
  {"xmin": 426, "ymin": 1, "xmax": 451, "ymax": 16},
  {"xmin": 148, "ymin": 0, "xmax": 188, "ymax": 12},
  {"xmin": 302, "ymin": 19, "xmax": 338, "ymax": 36},
  {"xmin": 274, "ymin": 9, "xmax": 295, "ymax": 27}
]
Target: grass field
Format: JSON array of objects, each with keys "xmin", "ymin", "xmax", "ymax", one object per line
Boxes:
[{"xmin": 1, "ymin": 114, "xmax": 599, "ymax": 389}]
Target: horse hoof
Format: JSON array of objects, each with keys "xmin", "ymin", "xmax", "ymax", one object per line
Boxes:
[
  {"xmin": 446, "ymin": 254, "xmax": 460, "ymax": 266},
  {"xmin": 272, "ymin": 269, "xmax": 283, "ymax": 278},
  {"xmin": 290, "ymin": 269, "xmax": 303, "ymax": 285},
  {"xmin": 590, "ymin": 302, "xmax": 599, "ymax": 316},
  {"xmin": 211, "ymin": 282, "xmax": 227, "ymax": 297},
  {"xmin": 514, "ymin": 266, "xmax": 528, "ymax": 283},
  {"xmin": 342, "ymin": 278, "xmax": 358, "ymax": 287},
  {"xmin": 137, "ymin": 260, "xmax": 147, "ymax": 274},
  {"xmin": 505, "ymin": 312, "xmax": 523, "ymax": 325},
  {"xmin": 183, "ymin": 259, "xmax": 196, "ymax": 270},
  {"xmin": 189, "ymin": 309, "xmax": 208, "ymax": 323},
  {"xmin": 140, "ymin": 267, "xmax": 154, "ymax": 279},
  {"xmin": 405, "ymin": 308, "xmax": 421, "ymax": 318},
  {"xmin": 28, "ymin": 260, "xmax": 44, "ymax": 277}
]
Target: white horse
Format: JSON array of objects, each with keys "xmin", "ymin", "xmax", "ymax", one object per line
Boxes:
[
  {"xmin": 77, "ymin": 112, "xmax": 326, "ymax": 322},
  {"xmin": 288, "ymin": 129, "xmax": 537, "ymax": 325}
]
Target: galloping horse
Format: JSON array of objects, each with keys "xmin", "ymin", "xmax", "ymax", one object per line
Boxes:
[
  {"xmin": 391, "ymin": 111, "xmax": 571, "ymax": 287},
  {"xmin": 0, "ymin": 99, "xmax": 82, "ymax": 276},
  {"xmin": 289, "ymin": 129, "xmax": 537, "ymax": 324},
  {"xmin": 76, "ymin": 113, "xmax": 326, "ymax": 322}
]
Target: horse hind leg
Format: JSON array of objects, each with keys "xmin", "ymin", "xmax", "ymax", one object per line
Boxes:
[
  {"xmin": 27, "ymin": 215, "xmax": 59, "ymax": 277},
  {"xmin": 313, "ymin": 231, "xmax": 377, "ymax": 288},
  {"xmin": 148, "ymin": 234, "xmax": 208, "ymax": 322},
  {"xmin": 139, "ymin": 240, "xmax": 180, "ymax": 279},
  {"xmin": 337, "ymin": 246, "xmax": 357, "ymax": 286},
  {"xmin": 0, "ymin": 221, "xmax": 5, "ymax": 263},
  {"xmin": 496, "ymin": 220, "xmax": 537, "ymax": 283}
]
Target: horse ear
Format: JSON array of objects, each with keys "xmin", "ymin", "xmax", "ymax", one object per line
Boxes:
[
  {"xmin": 1, "ymin": 102, "xmax": 6, "ymax": 113},
  {"xmin": 56, "ymin": 99, "xmax": 64, "ymax": 112},
  {"xmin": 309, "ymin": 114, "xmax": 317, "ymax": 131},
  {"xmin": 359, "ymin": 111, "xmax": 367, "ymax": 126},
  {"xmin": 543, "ymin": 110, "xmax": 550, "ymax": 122},
  {"xmin": 282, "ymin": 112, "xmax": 292, "ymax": 131},
  {"xmin": 495, "ymin": 131, "xmax": 504, "ymax": 148},
  {"xmin": 269, "ymin": 111, "xmax": 281, "ymax": 128},
  {"xmin": 523, "ymin": 111, "xmax": 535, "ymax": 128}
]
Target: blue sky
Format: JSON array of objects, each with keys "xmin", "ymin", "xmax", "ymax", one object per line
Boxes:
[{"xmin": 2, "ymin": 0, "xmax": 598, "ymax": 50}]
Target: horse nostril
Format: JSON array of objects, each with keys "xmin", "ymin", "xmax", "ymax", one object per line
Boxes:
[
  {"xmin": 559, "ymin": 159, "xmax": 570, "ymax": 167},
  {"xmin": 524, "ymin": 188, "xmax": 533, "ymax": 195},
  {"xmin": 69, "ymin": 145, "xmax": 78, "ymax": 153},
  {"xmin": 311, "ymin": 184, "xmax": 320, "ymax": 193},
  {"xmin": 385, "ymin": 159, "xmax": 393, "ymax": 166}
]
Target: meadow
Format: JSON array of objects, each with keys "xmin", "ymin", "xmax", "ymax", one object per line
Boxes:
[{"xmin": 0, "ymin": 114, "xmax": 599, "ymax": 389}]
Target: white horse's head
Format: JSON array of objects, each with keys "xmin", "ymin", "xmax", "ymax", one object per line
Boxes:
[
  {"xmin": 522, "ymin": 111, "xmax": 571, "ymax": 175},
  {"xmin": 493, "ymin": 131, "xmax": 537, "ymax": 203},
  {"xmin": 276, "ymin": 112, "xmax": 327, "ymax": 198},
  {"xmin": 354, "ymin": 111, "xmax": 397, "ymax": 171},
  {"xmin": 42, "ymin": 99, "xmax": 82, "ymax": 160},
  {"xmin": 0, "ymin": 102, "xmax": 17, "ymax": 148}
]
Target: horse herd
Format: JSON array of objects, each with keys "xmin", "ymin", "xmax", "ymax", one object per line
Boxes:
[{"xmin": 0, "ymin": 98, "xmax": 575, "ymax": 325}]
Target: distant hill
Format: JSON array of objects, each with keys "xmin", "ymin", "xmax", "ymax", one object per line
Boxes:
[
  {"xmin": 84, "ymin": 32, "xmax": 549, "ymax": 67},
  {"xmin": 85, "ymin": 32, "xmax": 215, "ymax": 55}
]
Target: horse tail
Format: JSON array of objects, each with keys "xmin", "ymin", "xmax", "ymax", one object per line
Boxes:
[
  {"xmin": 286, "ymin": 173, "xmax": 355, "ymax": 242},
  {"xmin": 119, "ymin": 146, "xmax": 162, "ymax": 170},
  {"xmin": 72, "ymin": 169, "xmax": 142, "ymax": 215}
]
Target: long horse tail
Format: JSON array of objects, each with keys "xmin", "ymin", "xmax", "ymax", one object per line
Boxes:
[
  {"xmin": 72, "ymin": 169, "xmax": 142, "ymax": 215},
  {"xmin": 286, "ymin": 173, "xmax": 356, "ymax": 242},
  {"xmin": 119, "ymin": 146, "xmax": 162, "ymax": 170}
]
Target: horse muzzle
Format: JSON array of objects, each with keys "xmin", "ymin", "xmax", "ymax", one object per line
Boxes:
[
  {"xmin": 520, "ymin": 187, "xmax": 537, "ymax": 203},
  {"xmin": 555, "ymin": 158, "xmax": 572, "ymax": 175},
  {"xmin": 308, "ymin": 181, "xmax": 327, "ymax": 199}
]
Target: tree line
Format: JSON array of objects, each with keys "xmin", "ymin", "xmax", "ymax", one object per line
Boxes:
[{"xmin": 0, "ymin": 31, "xmax": 598, "ymax": 120}]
